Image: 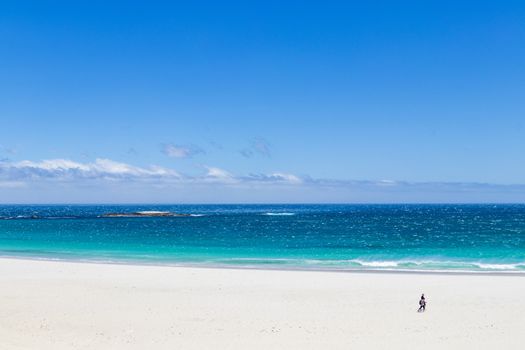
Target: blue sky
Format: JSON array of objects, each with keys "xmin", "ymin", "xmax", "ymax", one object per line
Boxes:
[{"xmin": 1, "ymin": 1, "xmax": 525, "ymax": 203}]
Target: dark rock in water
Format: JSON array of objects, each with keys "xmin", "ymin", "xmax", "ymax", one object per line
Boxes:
[{"xmin": 102, "ymin": 211, "xmax": 191, "ymax": 218}]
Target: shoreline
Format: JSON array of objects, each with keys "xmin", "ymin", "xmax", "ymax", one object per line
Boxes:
[{"xmin": 2, "ymin": 255, "xmax": 525, "ymax": 277}]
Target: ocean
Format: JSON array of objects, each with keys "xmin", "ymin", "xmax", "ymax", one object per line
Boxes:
[{"xmin": 1, "ymin": 204, "xmax": 524, "ymax": 272}]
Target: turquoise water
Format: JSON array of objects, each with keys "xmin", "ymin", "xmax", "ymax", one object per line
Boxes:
[{"xmin": 1, "ymin": 204, "xmax": 525, "ymax": 272}]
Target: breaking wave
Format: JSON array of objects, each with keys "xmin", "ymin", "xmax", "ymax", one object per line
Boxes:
[{"xmin": 213, "ymin": 257, "xmax": 525, "ymax": 272}]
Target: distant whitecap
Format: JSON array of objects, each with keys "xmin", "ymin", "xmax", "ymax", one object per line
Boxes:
[{"xmin": 263, "ymin": 212, "xmax": 295, "ymax": 216}]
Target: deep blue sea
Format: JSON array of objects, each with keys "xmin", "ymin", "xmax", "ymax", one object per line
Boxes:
[{"xmin": 1, "ymin": 204, "xmax": 525, "ymax": 272}]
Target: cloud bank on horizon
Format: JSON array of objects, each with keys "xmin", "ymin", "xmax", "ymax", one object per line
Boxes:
[
  {"xmin": 1, "ymin": 158, "xmax": 525, "ymax": 203},
  {"xmin": 0, "ymin": 158, "xmax": 299, "ymax": 184}
]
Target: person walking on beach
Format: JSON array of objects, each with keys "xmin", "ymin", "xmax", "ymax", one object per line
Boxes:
[{"xmin": 418, "ymin": 294, "xmax": 426, "ymax": 312}]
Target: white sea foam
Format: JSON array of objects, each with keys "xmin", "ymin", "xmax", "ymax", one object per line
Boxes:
[
  {"xmin": 135, "ymin": 211, "xmax": 170, "ymax": 215},
  {"xmin": 352, "ymin": 260, "xmax": 400, "ymax": 267},
  {"xmin": 366, "ymin": 260, "xmax": 524, "ymax": 271},
  {"xmin": 475, "ymin": 263, "xmax": 522, "ymax": 270},
  {"xmin": 263, "ymin": 212, "xmax": 295, "ymax": 216}
]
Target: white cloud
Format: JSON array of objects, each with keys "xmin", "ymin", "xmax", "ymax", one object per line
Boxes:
[
  {"xmin": 242, "ymin": 172, "xmax": 303, "ymax": 184},
  {"xmin": 376, "ymin": 179, "xmax": 398, "ymax": 186},
  {"xmin": 14, "ymin": 159, "xmax": 90, "ymax": 171},
  {"xmin": 199, "ymin": 166, "xmax": 237, "ymax": 184},
  {"xmin": 2, "ymin": 158, "xmax": 181, "ymax": 181},
  {"xmin": 205, "ymin": 166, "xmax": 233, "ymax": 179},
  {"xmin": 270, "ymin": 173, "xmax": 302, "ymax": 184},
  {"xmin": 162, "ymin": 143, "xmax": 204, "ymax": 158}
]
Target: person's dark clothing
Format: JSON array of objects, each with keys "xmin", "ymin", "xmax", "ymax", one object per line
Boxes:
[{"xmin": 418, "ymin": 296, "xmax": 426, "ymax": 312}]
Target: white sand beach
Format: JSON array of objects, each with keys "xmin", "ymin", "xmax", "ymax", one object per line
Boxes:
[{"xmin": 0, "ymin": 258, "xmax": 524, "ymax": 349}]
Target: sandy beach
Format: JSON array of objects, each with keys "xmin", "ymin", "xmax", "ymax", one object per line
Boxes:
[{"xmin": 0, "ymin": 258, "xmax": 524, "ymax": 349}]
